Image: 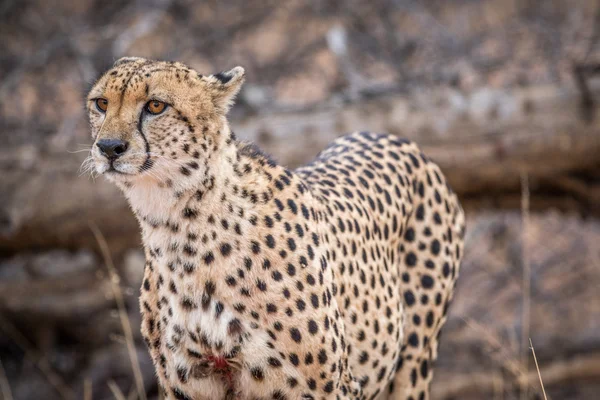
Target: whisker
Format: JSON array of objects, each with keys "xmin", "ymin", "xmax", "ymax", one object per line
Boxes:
[{"xmin": 68, "ymin": 148, "xmax": 93, "ymax": 154}]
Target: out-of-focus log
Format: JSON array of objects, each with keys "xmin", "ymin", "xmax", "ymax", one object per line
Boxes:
[
  {"xmin": 0, "ymin": 272, "xmax": 113, "ymax": 318},
  {"xmin": 1, "ymin": 81, "xmax": 599, "ymax": 252},
  {"xmin": 238, "ymin": 81, "xmax": 600, "ymax": 207}
]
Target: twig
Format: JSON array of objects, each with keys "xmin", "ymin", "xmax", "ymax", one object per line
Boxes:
[
  {"xmin": 0, "ymin": 358, "xmax": 13, "ymax": 400},
  {"xmin": 463, "ymin": 318, "xmax": 524, "ymax": 379},
  {"xmin": 89, "ymin": 222, "xmax": 147, "ymax": 400},
  {"xmin": 107, "ymin": 380, "xmax": 127, "ymax": 400},
  {"xmin": 520, "ymin": 172, "xmax": 531, "ymax": 400},
  {"xmin": 83, "ymin": 378, "xmax": 92, "ymax": 400},
  {"xmin": 529, "ymin": 338, "xmax": 548, "ymax": 400},
  {"xmin": 128, "ymin": 385, "xmax": 139, "ymax": 400}
]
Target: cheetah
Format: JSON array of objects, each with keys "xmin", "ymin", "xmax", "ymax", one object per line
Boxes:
[{"xmin": 86, "ymin": 57, "xmax": 465, "ymax": 400}]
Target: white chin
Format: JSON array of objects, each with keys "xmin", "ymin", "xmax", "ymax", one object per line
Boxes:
[{"xmin": 95, "ymin": 163, "xmax": 110, "ymax": 174}]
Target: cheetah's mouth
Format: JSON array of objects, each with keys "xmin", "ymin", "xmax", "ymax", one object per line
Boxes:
[
  {"xmin": 93, "ymin": 153, "xmax": 145, "ymax": 178},
  {"xmin": 106, "ymin": 163, "xmax": 127, "ymax": 174},
  {"xmin": 97, "ymin": 160, "xmax": 134, "ymax": 176}
]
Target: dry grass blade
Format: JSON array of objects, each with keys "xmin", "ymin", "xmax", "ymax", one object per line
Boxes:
[
  {"xmin": 463, "ymin": 317, "xmax": 524, "ymax": 378},
  {"xmin": 0, "ymin": 358, "xmax": 13, "ymax": 400},
  {"xmin": 83, "ymin": 378, "xmax": 92, "ymax": 400},
  {"xmin": 89, "ymin": 222, "xmax": 147, "ymax": 400},
  {"xmin": 108, "ymin": 380, "xmax": 127, "ymax": 400},
  {"xmin": 0, "ymin": 316, "xmax": 74, "ymax": 400},
  {"xmin": 520, "ymin": 172, "xmax": 531, "ymax": 400},
  {"xmin": 529, "ymin": 338, "xmax": 548, "ymax": 400}
]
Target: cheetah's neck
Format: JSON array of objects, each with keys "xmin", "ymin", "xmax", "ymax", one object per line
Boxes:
[{"xmin": 120, "ymin": 135, "xmax": 292, "ymax": 257}]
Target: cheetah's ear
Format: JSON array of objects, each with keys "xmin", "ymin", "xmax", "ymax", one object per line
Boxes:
[
  {"xmin": 113, "ymin": 56, "xmax": 145, "ymax": 67},
  {"xmin": 202, "ymin": 66, "xmax": 245, "ymax": 114}
]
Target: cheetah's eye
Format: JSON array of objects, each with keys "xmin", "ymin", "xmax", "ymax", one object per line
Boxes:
[
  {"xmin": 95, "ymin": 98, "xmax": 108, "ymax": 113},
  {"xmin": 145, "ymin": 100, "xmax": 168, "ymax": 115}
]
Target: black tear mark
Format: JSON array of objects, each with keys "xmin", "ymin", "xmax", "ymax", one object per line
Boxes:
[{"xmin": 137, "ymin": 111, "xmax": 152, "ymax": 172}]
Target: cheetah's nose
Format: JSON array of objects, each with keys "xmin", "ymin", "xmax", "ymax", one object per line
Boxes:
[{"xmin": 96, "ymin": 139, "xmax": 129, "ymax": 160}]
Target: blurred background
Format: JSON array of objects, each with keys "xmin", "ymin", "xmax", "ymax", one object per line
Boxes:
[{"xmin": 1, "ymin": 0, "xmax": 599, "ymax": 399}]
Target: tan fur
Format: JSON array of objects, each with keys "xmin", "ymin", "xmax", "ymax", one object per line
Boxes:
[{"xmin": 87, "ymin": 57, "xmax": 465, "ymax": 400}]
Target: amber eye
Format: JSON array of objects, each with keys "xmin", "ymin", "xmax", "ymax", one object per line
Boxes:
[
  {"xmin": 95, "ymin": 98, "xmax": 108, "ymax": 113},
  {"xmin": 145, "ymin": 100, "xmax": 167, "ymax": 115}
]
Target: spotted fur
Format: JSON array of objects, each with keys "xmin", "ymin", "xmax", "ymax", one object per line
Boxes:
[{"xmin": 87, "ymin": 57, "xmax": 465, "ymax": 400}]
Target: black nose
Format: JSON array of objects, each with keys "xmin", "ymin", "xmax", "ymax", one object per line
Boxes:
[{"xmin": 96, "ymin": 139, "xmax": 129, "ymax": 160}]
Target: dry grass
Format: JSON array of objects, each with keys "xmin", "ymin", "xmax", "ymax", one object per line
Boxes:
[
  {"xmin": 447, "ymin": 174, "xmax": 544, "ymax": 399},
  {"xmin": 83, "ymin": 379, "xmax": 92, "ymax": 400},
  {"xmin": 90, "ymin": 222, "xmax": 147, "ymax": 400},
  {"xmin": 529, "ymin": 338, "xmax": 548, "ymax": 400},
  {"xmin": 0, "ymin": 358, "xmax": 13, "ymax": 400},
  {"xmin": 432, "ymin": 352, "xmax": 600, "ymax": 398},
  {"xmin": 108, "ymin": 380, "xmax": 128, "ymax": 400},
  {"xmin": 520, "ymin": 172, "xmax": 531, "ymax": 400},
  {"xmin": 0, "ymin": 315, "xmax": 75, "ymax": 399}
]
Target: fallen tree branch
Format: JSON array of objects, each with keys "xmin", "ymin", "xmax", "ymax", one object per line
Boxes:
[{"xmin": 1, "ymin": 81, "xmax": 599, "ymax": 252}]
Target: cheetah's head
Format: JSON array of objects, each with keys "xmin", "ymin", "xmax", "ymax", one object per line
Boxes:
[{"xmin": 86, "ymin": 57, "xmax": 244, "ymax": 187}]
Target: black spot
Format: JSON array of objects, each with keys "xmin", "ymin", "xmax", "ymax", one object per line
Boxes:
[
  {"xmin": 181, "ymin": 297, "xmax": 196, "ymax": 310},
  {"xmin": 296, "ymin": 298, "xmax": 306, "ymax": 311},
  {"xmin": 266, "ymin": 235, "xmax": 276, "ymax": 249},
  {"xmin": 256, "ymin": 279, "xmax": 267, "ymax": 291},
  {"xmin": 431, "ymin": 239, "xmax": 441, "ymax": 255},
  {"xmin": 405, "ymin": 252, "xmax": 417, "ymax": 267},
  {"xmin": 311, "ymin": 293, "xmax": 319, "ymax": 308},
  {"xmin": 180, "ymin": 166, "xmax": 191, "ymax": 176},
  {"xmin": 318, "ymin": 349, "xmax": 328, "ymax": 365},
  {"xmin": 220, "ymin": 243, "xmax": 232, "ymax": 257},
  {"xmin": 305, "ymin": 353, "xmax": 313, "ymax": 364},
  {"xmin": 266, "ymin": 303, "xmax": 277, "ymax": 313},
  {"xmin": 442, "ymin": 262, "xmax": 451, "ymax": 278},
  {"xmin": 408, "ymin": 332, "xmax": 419, "ymax": 347},
  {"xmin": 268, "ymin": 357, "xmax": 282, "ymax": 368},
  {"xmin": 426, "ymin": 311, "xmax": 435, "ymax": 328},
  {"xmin": 289, "ymin": 353, "xmax": 299, "ymax": 366},
  {"xmin": 308, "ymin": 320, "xmax": 318, "ymax": 335},
  {"xmin": 272, "ymin": 390, "xmax": 286, "ymax": 400},
  {"xmin": 272, "ymin": 270, "xmax": 283, "ymax": 281},
  {"xmin": 420, "ymin": 360, "xmax": 429, "ymax": 378},
  {"xmin": 287, "ymin": 264, "xmax": 296, "ymax": 276},
  {"xmin": 250, "ymin": 366, "xmax": 264, "ymax": 381},
  {"xmin": 225, "ymin": 276, "xmax": 237, "ymax": 286},
  {"xmin": 421, "ymin": 275, "xmax": 434, "ymax": 289},
  {"xmin": 415, "ymin": 204, "xmax": 425, "ymax": 220},
  {"xmin": 290, "ymin": 328, "xmax": 302, "ymax": 343},
  {"xmin": 172, "ymin": 387, "xmax": 192, "ymax": 400},
  {"xmin": 205, "ymin": 281, "xmax": 216, "ymax": 295},
  {"xmin": 204, "ymin": 251, "xmax": 215, "ymax": 265},
  {"xmin": 404, "ymin": 290, "xmax": 416, "ymax": 306},
  {"xmin": 287, "ymin": 199, "xmax": 298, "ymax": 214}
]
